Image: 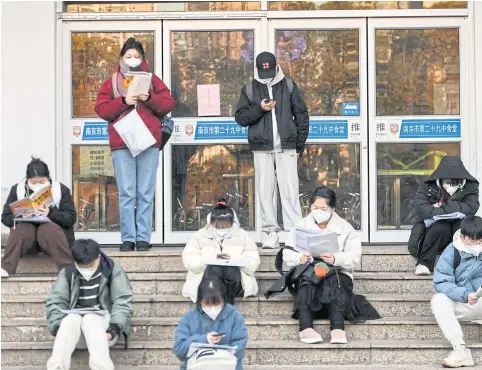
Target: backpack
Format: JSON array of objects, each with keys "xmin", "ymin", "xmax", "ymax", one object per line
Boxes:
[
  {"xmin": 245, "ymin": 77, "xmax": 293, "ymax": 103},
  {"xmin": 187, "ymin": 348, "xmax": 237, "ymax": 370}
]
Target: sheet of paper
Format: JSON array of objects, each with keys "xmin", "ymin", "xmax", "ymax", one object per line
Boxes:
[
  {"xmin": 60, "ymin": 309, "xmax": 106, "ymax": 316},
  {"xmin": 197, "ymin": 84, "xmax": 221, "ymax": 117},
  {"xmin": 205, "ymin": 258, "xmax": 245, "ymax": 268}
]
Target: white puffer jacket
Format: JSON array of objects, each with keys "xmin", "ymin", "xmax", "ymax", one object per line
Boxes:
[
  {"xmin": 182, "ymin": 224, "xmax": 260, "ymax": 302},
  {"xmin": 283, "ymin": 212, "xmax": 361, "ymax": 280}
]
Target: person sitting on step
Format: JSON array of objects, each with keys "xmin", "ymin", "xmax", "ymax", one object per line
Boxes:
[
  {"xmin": 1, "ymin": 157, "xmax": 75, "ymax": 278},
  {"xmin": 173, "ymin": 277, "xmax": 248, "ymax": 370},
  {"xmin": 432, "ymin": 215, "xmax": 482, "ymax": 368},
  {"xmin": 265, "ymin": 186, "xmax": 380, "ymax": 345},
  {"xmin": 46, "ymin": 239, "xmax": 133, "ymax": 370},
  {"xmin": 182, "ymin": 199, "xmax": 260, "ymax": 305},
  {"xmin": 408, "ymin": 155, "xmax": 479, "ymax": 276}
]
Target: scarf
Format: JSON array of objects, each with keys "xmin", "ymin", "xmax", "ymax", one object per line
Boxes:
[{"xmin": 112, "ymin": 59, "xmax": 143, "ymax": 98}]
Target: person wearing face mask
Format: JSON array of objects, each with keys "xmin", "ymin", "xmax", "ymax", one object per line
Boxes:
[
  {"xmin": 173, "ymin": 277, "xmax": 248, "ymax": 370},
  {"xmin": 266, "ymin": 186, "xmax": 380, "ymax": 345},
  {"xmin": 408, "ymin": 156, "xmax": 479, "ymax": 276},
  {"xmin": 431, "ymin": 216, "xmax": 482, "ymax": 368},
  {"xmin": 235, "ymin": 52, "xmax": 309, "ymax": 249},
  {"xmin": 1, "ymin": 157, "xmax": 75, "ymax": 278},
  {"xmin": 182, "ymin": 199, "xmax": 260, "ymax": 305},
  {"xmin": 46, "ymin": 239, "xmax": 133, "ymax": 370},
  {"xmin": 95, "ymin": 37, "xmax": 175, "ymax": 252}
]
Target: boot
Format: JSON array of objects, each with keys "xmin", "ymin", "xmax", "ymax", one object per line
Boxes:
[{"xmin": 225, "ymin": 280, "xmax": 238, "ymax": 305}]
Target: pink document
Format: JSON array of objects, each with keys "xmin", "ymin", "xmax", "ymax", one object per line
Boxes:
[{"xmin": 197, "ymin": 84, "xmax": 221, "ymax": 116}]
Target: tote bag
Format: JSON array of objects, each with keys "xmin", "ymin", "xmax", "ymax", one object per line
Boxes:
[
  {"xmin": 113, "ymin": 108, "xmax": 156, "ymax": 157},
  {"xmin": 187, "ymin": 348, "xmax": 237, "ymax": 370}
]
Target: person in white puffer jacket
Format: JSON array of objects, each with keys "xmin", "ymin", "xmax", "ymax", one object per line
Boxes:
[
  {"xmin": 269, "ymin": 186, "xmax": 379, "ymax": 345},
  {"xmin": 182, "ymin": 199, "xmax": 260, "ymax": 304}
]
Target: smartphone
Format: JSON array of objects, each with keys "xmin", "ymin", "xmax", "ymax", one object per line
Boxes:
[
  {"xmin": 217, "ymin": 253, "xmax": 229, "ymax": 259},
  {"xmin": 211, "ymin": 333, "xmax": 225, "ymax": 337},
  {"xmin": 263, "ymin": 99, "xmax": 275, "ymax": 104}
]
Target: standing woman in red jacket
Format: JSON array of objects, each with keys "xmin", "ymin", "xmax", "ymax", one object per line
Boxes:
[{"xmin": 95, "ymin": 38, "xmax": 175, "ymax": 251}]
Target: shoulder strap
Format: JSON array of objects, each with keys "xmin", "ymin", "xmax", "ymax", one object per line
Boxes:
[
  {"xmin": 285, "ymin": 77, "xmax": 294, "ymax": 95},
  {"xmin": 453, "ymin": 247, "xmax": 461, "ymax": 271},
  {"xmin": 245, "ymin": 80, "xmax": 254, "ymax": 103}
]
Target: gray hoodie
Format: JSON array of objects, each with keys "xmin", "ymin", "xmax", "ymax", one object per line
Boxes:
[{"xmin": 255, "ymin": 65, "xmax": 286, "ymax": 152}]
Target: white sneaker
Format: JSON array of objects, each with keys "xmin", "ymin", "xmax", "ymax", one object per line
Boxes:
[
  {"xmin": 1, "ymin": 268, "xmax": 9, "ymax": 278},
  {"xmin": 415, "ymin": 264, "xmax": 431, "ymax": 276},
  {"xmin": 262, "ymin": 232, "xmax": 279, "ymax": 249},
  {"xmin": 441, "ymin": 348, "xmax": 474, "ymax": 368}
]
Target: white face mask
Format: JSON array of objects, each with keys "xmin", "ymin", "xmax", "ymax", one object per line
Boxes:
[
  {"xmin": 215, "ymin": 228, "xmax": 231, "ymax": 237},
  {"xmin": 28, "ymin": 183, "xmax": 47, "ymax": 193},
  {"xmin": 203, "ymin": 305, "xmax": 223, "ymax": 321},
  {"xmin": 124, "ymin": 57, "xmax": 142, "ymax": 68},
  {"xmin": 76, "ymin": 267, "xmax": 97, "ymax": 281},
  {"xmin": 311, "ymin": 209, "xmax": 332, "ymax": 224},
  {"xmin": 443, "ymin": 183, "xmax": 460, "ymax": 196}
]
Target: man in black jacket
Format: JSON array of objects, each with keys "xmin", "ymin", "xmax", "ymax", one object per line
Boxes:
[
  {"xmin": 408, "ymin": 156, "xmax": 479, "ymax": 275},
  {"xmin": 235, "ymin": 52, "xmax": 309, "ymax": 248}
]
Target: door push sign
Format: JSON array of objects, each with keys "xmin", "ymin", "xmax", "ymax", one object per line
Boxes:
[{"xmin": 342, "ymin": 102, "xmax": 360, "ymax": 116}]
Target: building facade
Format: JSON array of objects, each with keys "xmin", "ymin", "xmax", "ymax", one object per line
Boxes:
[{"xmin": 2, "ymin": 0, "xmax": 481, "ymax": 245}]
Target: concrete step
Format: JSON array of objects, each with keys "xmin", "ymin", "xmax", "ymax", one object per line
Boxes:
[
  {"xmin": 1, "ymin": 271, "xmax": 434, "ymax": 297},
  {"xmin": 2, "ymin": 316, "xmax": 480, "ymax": 343},
  {"xmin": 5, "ymin": 367, "xmax": 482, "ymax": 370},
  {"xmin": 7, "ymin": 246, "xmax": 416, "ymax": 274},
  {"xmin": 3, "ymin": 340, "xmax": 482, "ymax": 366},
  {"xmin": 1, "ymin": 294, "xmax": 433, "ymax": 319}
]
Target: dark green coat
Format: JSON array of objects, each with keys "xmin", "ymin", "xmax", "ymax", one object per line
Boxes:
[{"xmin": 45, "ymin": 252, "xmax": 133, "ymax": 338}]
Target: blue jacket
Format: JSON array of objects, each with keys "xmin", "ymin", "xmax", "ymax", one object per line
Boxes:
[
  {"xmin": 173, "ymin": 304, "xmax": 248, "ymax": 370},
  {"xmin": 433, "ymin": 231, "xmax": 482, "ymax": 303}
]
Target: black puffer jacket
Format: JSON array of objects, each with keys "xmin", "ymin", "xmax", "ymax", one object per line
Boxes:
[
  {"xmin": 234, "ymin": 75, "xmax": 309, "ymax": 154},
  {"xmin": 408, "ymin": 156, "xmax": 479, "ymax": 256},
  {"xmin": 2, "ymin": 182, "xmax": 77, "ymax": 247}
]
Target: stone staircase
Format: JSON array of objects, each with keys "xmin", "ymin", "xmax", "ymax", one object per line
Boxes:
[{"xmin": 2, "ymin": 246, "xmax": 482, "ymax": 369}]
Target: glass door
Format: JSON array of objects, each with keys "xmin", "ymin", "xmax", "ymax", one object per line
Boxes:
[
  {"xmin": 61, "ymin": 21, "xmax": 164, "ymax": 244},
  {"xmin": 268, "ymin": 19, "xmax": 369, "ymax": 242},
  {"xmin": 162, "ymin": 20, "xmax": 262, "ymax": 244},
  {"xmin": 368, "ymin": 17, "xmax": 470, "ymax": 243}
]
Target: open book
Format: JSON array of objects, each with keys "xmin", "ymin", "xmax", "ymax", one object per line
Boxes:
[
  {"xmin": 9, "ymin": 185, "xmax": 54, "ymax": 217},
  {"xmin": 124, "ymin": 71, "xmax": 152, "ymax": 96},
  {"xmin": 424, "ymin": 212, "xmax": 465, "ymax": 228}
]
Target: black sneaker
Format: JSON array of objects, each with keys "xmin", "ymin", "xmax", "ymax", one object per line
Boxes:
[
  {"xmin": 136, "ymin": 241, "xmax": 151, "ymax": 251},
  {"xmin": 119, "ymin": 241, "xmax": 135, "ymax": 252}
]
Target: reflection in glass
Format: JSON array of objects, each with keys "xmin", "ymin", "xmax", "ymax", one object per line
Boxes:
[
  {"xmin": 72, "ymin": 32, "xmax": 154, "ymax": 118},
  {"xmin": 276, "ymin": 30, "xmax": 359, "ymax": 116},
  {"xmin": 170, "ymin": 31, "xmax": 254, "ymax": 117},
  {"xmin": 377, "ymin": 143, "xmax": 460, "ymax": 230},
  {"xmin": 72, "ymin": 146, "xmax": 119, "ymax": 231},
  {"xmin": 268, "ymin": 1, "xmax": 467, "ymax": 10},
  {"xmin": 298, "ymin": 144, "xmax": 361, "ymax": 230},
  {"xmin": 65, "ymin": 2, "xmax": 261, "ymax": 12},
  {"xmin": 172, "ymin": 145, "xmax": 255, "ymax": 231},
  {"xmin": 376, "ymin": 29, "xmax": 460, "ymax": 116}
]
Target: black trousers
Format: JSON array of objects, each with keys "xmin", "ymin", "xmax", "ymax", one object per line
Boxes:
[
  {"xmin": 298, "ymin": 273, "xmax": 353, "ymax": 331},
  {"xmin": 203, "ymin": 265, "xmax": 243, "ymax": 296},
  {"xmin": 417, "ymin": 219, "xmax": 462, "ymax": 271}
]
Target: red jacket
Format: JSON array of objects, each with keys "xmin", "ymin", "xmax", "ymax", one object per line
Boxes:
[{"xmin": 94, "ymin": 62, "xmax": 175, "ymax": 151}]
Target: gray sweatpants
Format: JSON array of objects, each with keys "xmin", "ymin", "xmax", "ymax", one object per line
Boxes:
[{"xmin": 253, "ymin": 150, "xmax": 302, "ymax": 233}]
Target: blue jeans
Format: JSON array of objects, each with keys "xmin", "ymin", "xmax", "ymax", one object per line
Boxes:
[{"xmin": 112, "ymin": 147, "xmax": 159, "ymax": 243}]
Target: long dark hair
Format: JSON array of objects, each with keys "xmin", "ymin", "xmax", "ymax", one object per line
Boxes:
[
  {"xmin": 120, "ymin": 37, "xmax": 145, "ymax": 59},
  {"xmin": 210, "ymin": 198, "xmax": 234, "ymax": 229},
  {"xmin": 196, "ymin": 277, "xmax": 227, "ymax": 308},
  {"xmin": 26, "ymin": 157, "xmax": 50, "ymax": 179}
]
